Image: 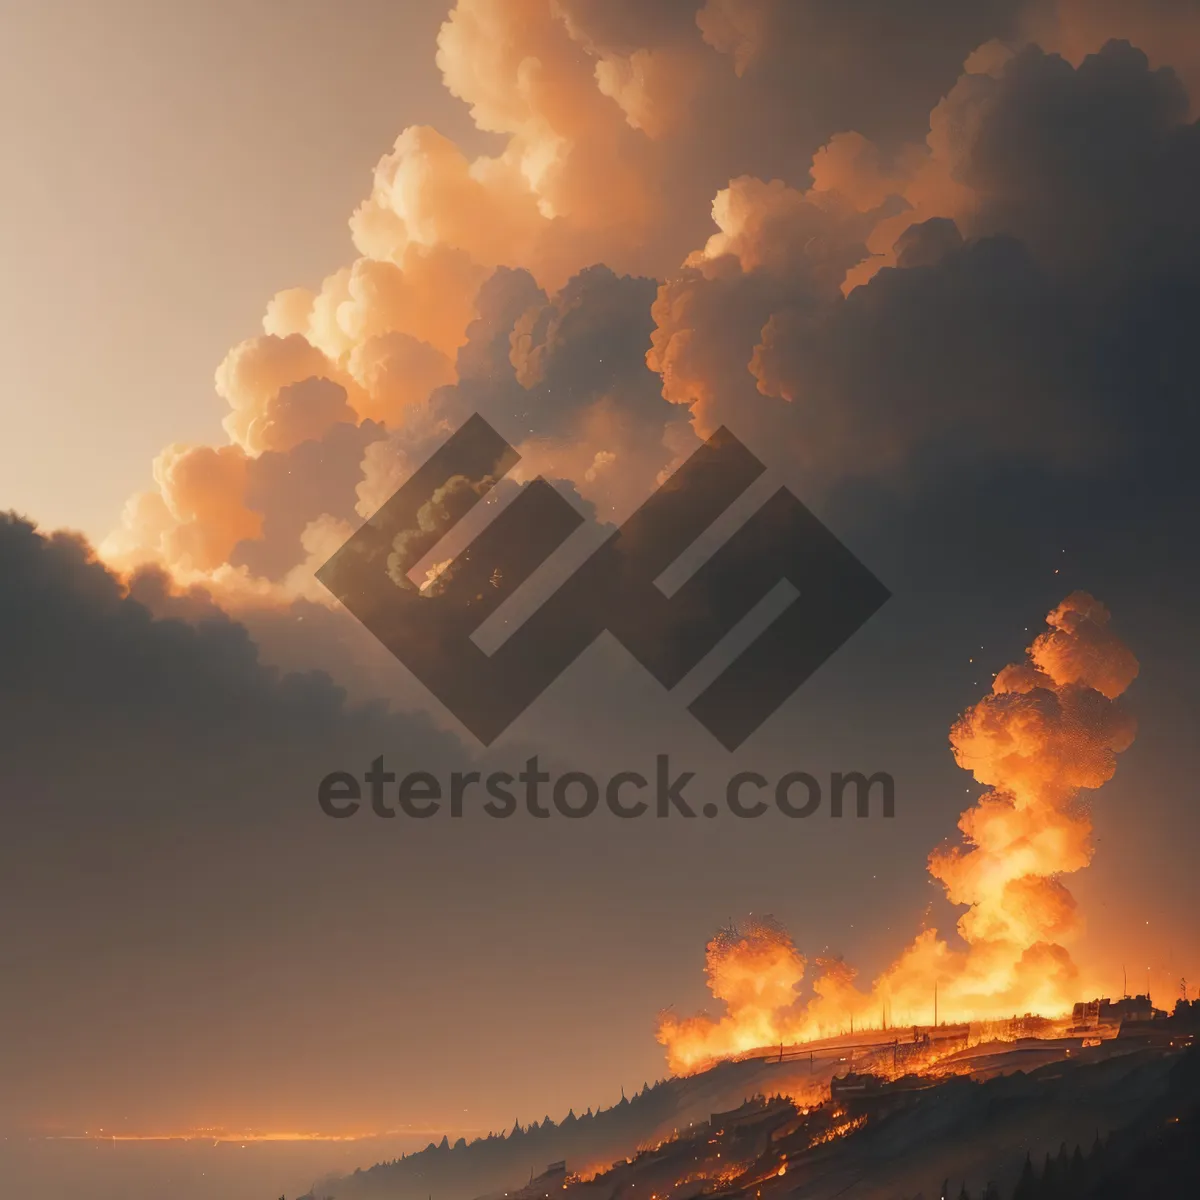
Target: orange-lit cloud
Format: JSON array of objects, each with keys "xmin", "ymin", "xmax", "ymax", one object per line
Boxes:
[{"xmin": 101, "ymin": 0, "xmax": 1200, "ymax": 616}]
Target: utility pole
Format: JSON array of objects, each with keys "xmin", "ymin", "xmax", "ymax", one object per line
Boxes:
[{"xmin": 934, "ymin": 981, "xmax": 938, "ymax": 1029}]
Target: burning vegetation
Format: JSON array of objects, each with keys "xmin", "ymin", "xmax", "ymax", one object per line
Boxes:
[
  {"xmin": 308, "ymin": 591, "xmax": 1200, "ymax": 1200},
  {"xmin": 309, "ymin": 1021, "xmax": 1200, "ymax": 1200},
  {"xmin": 658, "ymin": 593, "xmax": 1140, "ymax": 1071}
]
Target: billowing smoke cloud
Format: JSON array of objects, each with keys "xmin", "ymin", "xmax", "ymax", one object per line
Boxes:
[
  {"xmin": 649, "ymin": 38, "xmax": 1200, "ymax": 496},
  {"xmin": 1023, "ymin": 0, "xmax": 1200, "ymax": 107},
  {"xmin": 352, "ymin": 261, "xmax": 689, "ymax": 532},
  {"xmin": 657, "ymin": 592, "xmax": 1139, "ymax": 1071},
  {"xmin": 99, "ymin": 1, "xmax": 1199, "ymax": 681}
]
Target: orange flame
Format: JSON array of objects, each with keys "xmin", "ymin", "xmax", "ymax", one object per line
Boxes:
[{"xmin": 657, "ymin": 592, "xmax": 1139, "ymax": 1071}]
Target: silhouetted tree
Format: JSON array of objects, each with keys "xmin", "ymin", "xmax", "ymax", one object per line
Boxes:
[
  {"xmin": 1041, "ymin": 1151, "xmax": 1056, "ymax": 1194},
  {"xmin": 1069, "ymin": 1144, "xmax": 1086, "ymax": 1192},
  {"xmin": 1055, "ymin": 1142, "xmax": 1070, "ymax": 1178},
  {"xmin": 1012, "ymin": 1152, "xmax": 1036, "ymax": 1200}
]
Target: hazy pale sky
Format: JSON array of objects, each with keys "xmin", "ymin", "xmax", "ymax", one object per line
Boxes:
[{"xmin": 0, "ymin": 0, "xmax": 485, "ymax": 538}]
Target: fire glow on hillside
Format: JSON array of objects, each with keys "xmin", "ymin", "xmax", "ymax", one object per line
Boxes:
[{"xmin": 657, "ymin": 592, "xmax": 1140, "ymax": 1071}]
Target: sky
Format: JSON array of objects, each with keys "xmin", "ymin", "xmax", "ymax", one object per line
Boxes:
[
  {"xmin": 0, "ymin": 0, "xmax": 491, "ymax": 536},
  {"xmin": 2, "ymin": 1, "xmax": 1200, "ymax": 1198}
]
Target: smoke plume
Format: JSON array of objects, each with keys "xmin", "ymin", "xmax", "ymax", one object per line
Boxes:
[{"xmin": 657, "ymin": 592, "xmax": 1139, "ymax": 1071}]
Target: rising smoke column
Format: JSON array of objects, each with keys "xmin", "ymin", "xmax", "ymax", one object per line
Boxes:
[{"xmin": 657, "ymin": 591, "xmax": 1139, "ymax": 1072}]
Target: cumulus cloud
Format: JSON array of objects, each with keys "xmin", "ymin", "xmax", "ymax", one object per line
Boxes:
[
  {"xmin": 104, "ymin": 442, "xmax": 262, "ymax": 575},
  {"xmin": 99, "ymin": 0, "xmax": 1200, "ymax": 649},
  {"xmin": 348, "ymin": 0, "xmax": 1030, "ymax": 292},
  {"xmin": 232, "ymin": 419, "xmax": 387, "ymax": 582},
  {"xmin": 804, "ymin": 39, "xmax": 1200, "ymax": 285},
  {"xmin": 1024, "ymin": 0, "xmax": 1200, "ymax": 108},
  {"xmin": 646, "ymin": 36, "xmax": 1200, "ymax": 495},
  {"xmin": 355, "ymin": 262, "xmax": 688, "ymax": 527},
  {"xmin": 217, "ymin": 332, "xmax": 355, "ymax": 454}
]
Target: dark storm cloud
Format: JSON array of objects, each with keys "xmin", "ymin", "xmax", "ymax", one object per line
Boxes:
[
  {"xmin": 354, "ymin": 263, "xmax": 687, "ymax": 531},
  {"xmin": 958, "ymin": 41, "xmax": 1200, "ymax": 276},
  {"xmin": 893, "ymin": 216, "xmax": 964, "ymax": 268},
  {"xmin": 124, "ymin": 562, "xmax": 231, "ymax": 623},
  {"xmin": 0, "ymin": 513, "xmax": 460, "ymax": 795},
  {"xmin": 452, "ymin": 267, "xmax": 549, "ymax": 388},
  {"xmin": 651, "ymin": 40, "xmax": 1200, "ymax": 499},
  {"xmin": 507, "ymin": 266, "xmax": 668, "ymax": 426},
  {"xmin": 1023, "ymin": 0, "xmax": 1200, "ymax": 108},
  {"xmin": 753, "ymin": 233, "xmax": 1121, "ymax": 478},
  {"xmin": 0, "ymin": 513, "xmax": 646, "ymax": 1134},
  {"xmin": 432, "ymin": 264, "xmax": 669, "ymax": 435}
]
